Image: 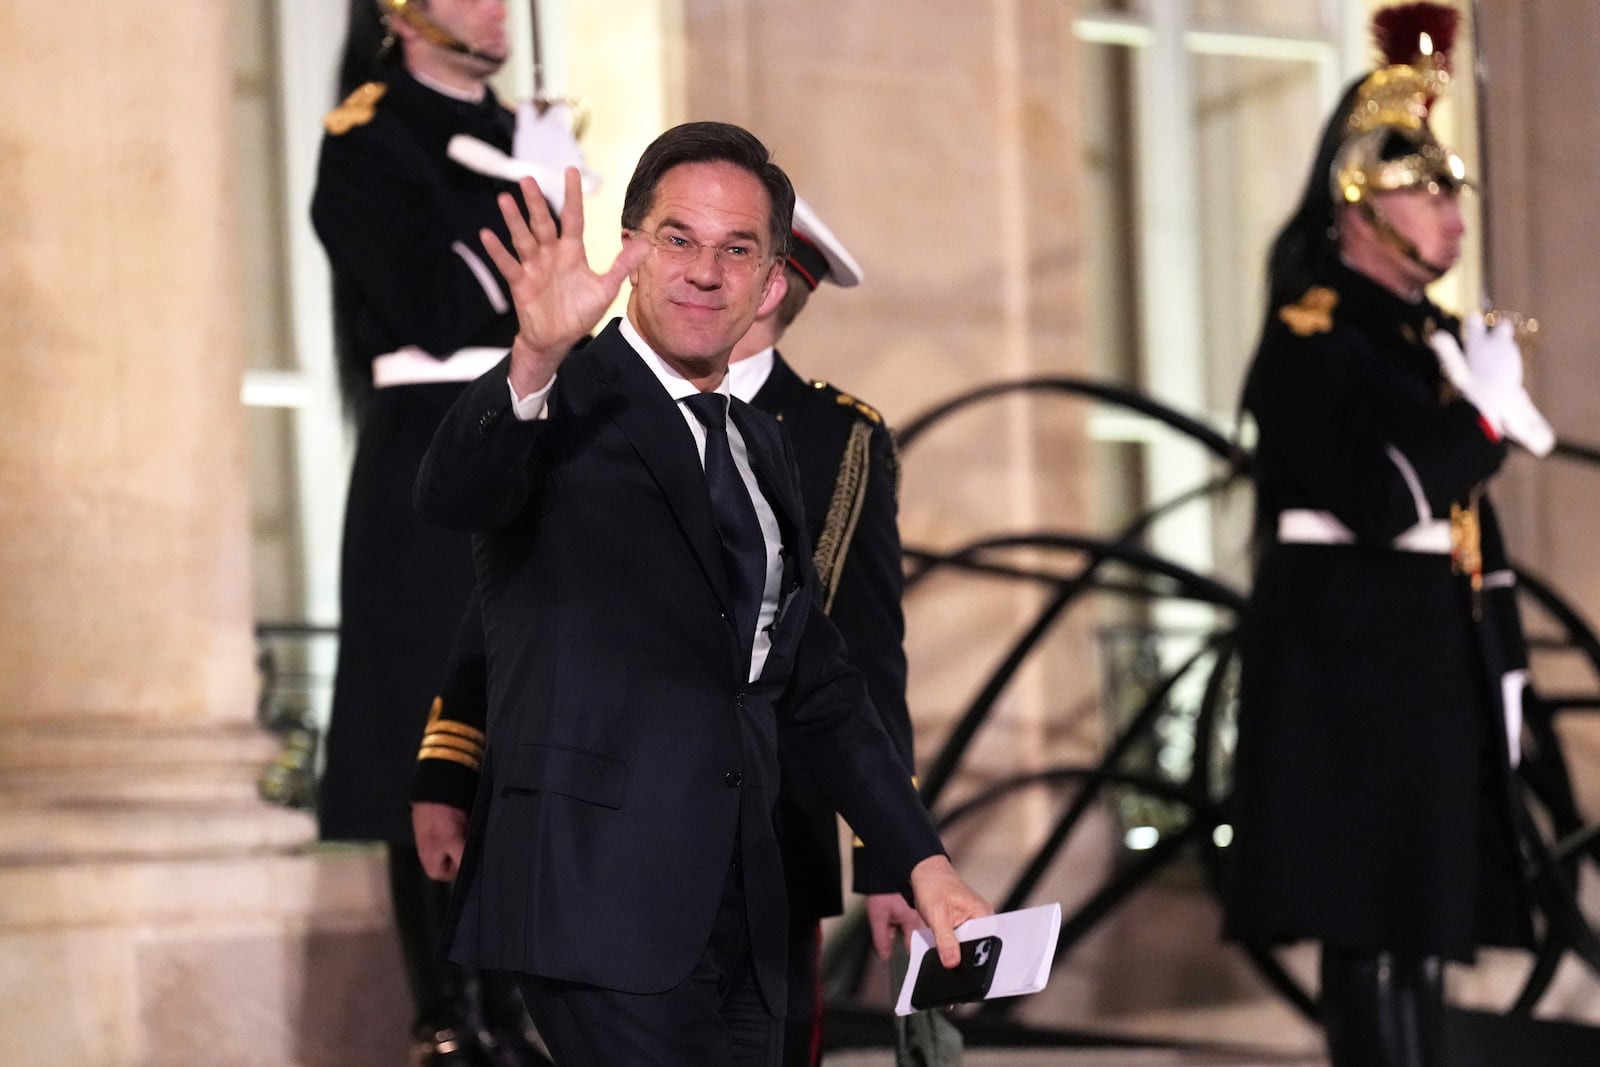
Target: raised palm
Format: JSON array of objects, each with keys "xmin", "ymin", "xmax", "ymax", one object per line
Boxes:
[{"xmin": 480, "ymin": 170, "xmax": 650, "ymax": 385}]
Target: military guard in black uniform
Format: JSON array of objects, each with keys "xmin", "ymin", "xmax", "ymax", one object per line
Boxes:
[
  {"xmin": 309, "ymin": 2, "xmax": 580, "ymax": 1063},
  {"xmin": 411, "ymin": 195, "xmax": 940, "ymax": 1066},
  {"xmin": 1222, "ymin": 5, "xmax": 1555, "ymax": 1066}
]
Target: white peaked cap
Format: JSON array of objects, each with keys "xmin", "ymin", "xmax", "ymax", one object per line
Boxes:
[{"xmin": 789, "ymin": 194, "xmax": 863, "ymax": 289}]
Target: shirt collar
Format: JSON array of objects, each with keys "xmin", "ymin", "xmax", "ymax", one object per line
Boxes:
[
  {"xmin": 618, "ymin": 315, "xmax": 733, "ymax": 403},
  {"xmin": 408, "ymin": 67, "xmax": 488, "ymax": 104},
  {"xmin": 725, "ymin": 347, "xmax": 774, "ymax": 404}
]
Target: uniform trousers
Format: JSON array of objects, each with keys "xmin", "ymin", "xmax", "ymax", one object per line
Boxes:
[{"xmin": 783, "ymin": 918, "xmax": 824, "ymax": 1067}]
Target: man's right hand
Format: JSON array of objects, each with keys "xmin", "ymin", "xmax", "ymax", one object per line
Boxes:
[
  {"xmin": 479, "ymin": 169, "xmax": 651, "ymax": 398},
  {"xmin": 908, "ymin": 854, "xmax": 995, "ymax": 968},
  {"xmin": 412, "ymin": 801, "xmax": 470, "ymax": 882}
]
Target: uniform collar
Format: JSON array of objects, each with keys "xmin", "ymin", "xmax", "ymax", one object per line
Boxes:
[
  {"xmin": 1327, "ymin": 257, "xmax": 1447, "ymax": 340},
  {"xmin": 725, "ymin": 347, "xmax": 775, "ymax": 404},
  {"xmin": 408, "ymin": 67, "xmax": 488, "ymax": 104}
]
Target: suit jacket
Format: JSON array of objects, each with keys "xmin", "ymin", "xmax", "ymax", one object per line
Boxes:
[
  {"xmin": 413, "ymin": 351, "xmax": 921, "ymax": 923},
  {"xmin": 413, "ymin": 320, "xmax": 944, "ymax": 1006}
]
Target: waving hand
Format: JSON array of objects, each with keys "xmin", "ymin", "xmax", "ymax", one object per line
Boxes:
[{"xmin": 479, "ymin": 168, "xmax": 650, "ymax": 397}]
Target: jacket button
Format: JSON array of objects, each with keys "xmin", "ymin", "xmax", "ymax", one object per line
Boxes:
[
  {"xmin": 724, "ymin": 771, "xmax": 742, "ymax": 788},
  {"xmin": 477, "ymin": 410, "xmax": 498, "ymax": 432}
]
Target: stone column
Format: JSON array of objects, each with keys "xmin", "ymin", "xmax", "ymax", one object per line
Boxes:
[{"xmin": 0, "ymin": 6, "xmax": 397, "ymax": 1065}]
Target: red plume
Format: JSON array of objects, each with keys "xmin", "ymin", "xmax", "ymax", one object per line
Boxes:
[{"xmin": 1373, "ymin": 2, "xmax": 1460, "ymax": 73}]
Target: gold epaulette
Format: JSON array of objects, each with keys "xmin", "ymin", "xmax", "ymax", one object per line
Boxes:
[
  {"xmin": 811, "ymin": 379, "xmax": 883, "ymax": 424},
  {"xmin": 1278, "ymin": 285, "xmax": 1339, "ymax": 337},
  {"xmin": 323, "ymin": 82, "xmax": 387, "ymax": 136},
  {"xmin": 416, "ymin": 696, "xmax": 486, "ymax": 772}
]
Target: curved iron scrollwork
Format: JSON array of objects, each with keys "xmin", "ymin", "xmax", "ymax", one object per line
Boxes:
[{"xmin": 822, "ymin": 375, "xmax": 1600, "ymax": 1046}]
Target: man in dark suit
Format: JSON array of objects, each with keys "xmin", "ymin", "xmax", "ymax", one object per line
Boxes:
[
  {"xmin": 412, "ymin": 121, "xmax": 989, "ymax": 1065},
  {"xmin": 412, "ymin": 194, "xmax": 938, "ymax": 1065}
]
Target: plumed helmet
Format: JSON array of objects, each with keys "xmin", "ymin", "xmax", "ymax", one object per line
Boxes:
[{"xmin": 1330, "ymin": 2, "xmax": 1469, "ymax": 207}]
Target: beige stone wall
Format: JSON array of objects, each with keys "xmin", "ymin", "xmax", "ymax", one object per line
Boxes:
[{"xmin": 1480, "ymin": 1, "xmax": 1600, "ymax": 819}]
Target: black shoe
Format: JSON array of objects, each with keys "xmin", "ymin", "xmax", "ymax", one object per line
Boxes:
[
  {"xmin": 478, "ymin": 1024, "xmax": 556, "ymax": 1067},
  {"xmin": 409, "ymin": 1026, "xmax": 495, "ymax": 1067},
  {"xmin": 473, "ymin": 968, "xmax": 554, "ymax": 1066}
]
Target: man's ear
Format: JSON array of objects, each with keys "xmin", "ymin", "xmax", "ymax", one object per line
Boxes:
[
  {"xmin": 387, "ymin": 11, "xmax": 420, "ymax": 47},
  {"xmin": 622, "ymin": 230, "xmax": 644, "ymax": 286},
  {"xmin": 756, "ymin": 262, "xmax": 788, "ymax": 319}
]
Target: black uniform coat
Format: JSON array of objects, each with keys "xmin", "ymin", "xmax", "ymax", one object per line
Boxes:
[
  {"xmin": 1223, "ymin": 261, "xmax": 1532, "ymax": 962},
  {"xmin": 413, "ymin": 352, "xmax": 919, "ymax": 925},
  {"xmin": 413, "ymin": 322, "xmax": 944, "ymax": 1008},
  {"xmin": 310, "ymin": 68, "xmax": 519, "ymax": 842},
  {"xmin": 754, "ymin": 353, "xmax": 916, "ymax": 921}
]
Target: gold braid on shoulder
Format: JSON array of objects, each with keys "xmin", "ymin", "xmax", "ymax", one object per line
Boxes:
[{"xmin": 812, "ymin": 420, "xmax": 874, "ymax": 614}]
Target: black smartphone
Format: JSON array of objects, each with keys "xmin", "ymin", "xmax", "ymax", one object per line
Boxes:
[{"xmin": 909, "ymin": 934, "xmax": 1002, "ymax": 1010}]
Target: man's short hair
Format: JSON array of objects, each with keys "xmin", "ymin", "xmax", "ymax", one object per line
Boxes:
[
  {"xmin": 621, "ymin": 122, "xmax": 794, "ymax": 264},
  {"xmin": 775, "ymin": 265, "xmax": 812, "ymax": 330}
]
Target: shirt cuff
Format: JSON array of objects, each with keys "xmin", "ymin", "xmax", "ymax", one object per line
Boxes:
[{"xmin": 509, "ymin": 373, "xmax": 556, "ymax": 421}]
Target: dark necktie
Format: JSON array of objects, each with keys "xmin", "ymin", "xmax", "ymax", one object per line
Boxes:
[{"xmin": 683, "ymin": 391, "xmax": 767, "ymax": 670}]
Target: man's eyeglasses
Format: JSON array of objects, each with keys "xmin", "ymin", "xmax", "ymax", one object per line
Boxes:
[{"xmin": 630, "ymin": 228, "xmax": 770, "ymax": 276}]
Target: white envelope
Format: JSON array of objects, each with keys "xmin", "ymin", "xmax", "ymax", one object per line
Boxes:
[{"xmin": 893, "ymin": 901, "xmax": 1063, "ymax": 1016}]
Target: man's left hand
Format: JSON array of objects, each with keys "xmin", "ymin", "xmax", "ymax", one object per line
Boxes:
[
  {"xmin": 908, "ymin": 855, "xmax": 994, "ymax": 968},
  {"xmin": 865, "ymin": 891, "xmax": 924, "ymax": 961}
]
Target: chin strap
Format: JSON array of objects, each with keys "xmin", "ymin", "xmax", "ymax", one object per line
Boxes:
[
  {"xmin": 1357, "ymin": 200, "xmax": 1451, "ymax": 281},
  {"xmin": 385, "ymin": 0, "xmax": 505, "ymax": 65}
]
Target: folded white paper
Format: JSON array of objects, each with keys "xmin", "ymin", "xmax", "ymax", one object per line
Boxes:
[{"xmin": 893, "ymin": 902, "xmax": 1063, "ymax": 1016}]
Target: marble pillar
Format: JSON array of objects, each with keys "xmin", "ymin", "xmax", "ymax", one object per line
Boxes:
[{"xmin": 0, "ymin": 5, "xmax": 402, "ymax": 1064}]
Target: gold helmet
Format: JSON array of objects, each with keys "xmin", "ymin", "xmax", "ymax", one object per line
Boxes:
[
  {"xmin": 374, "ymin": 0, "xmax": 505, "ymax": 65},
  {"xmin": 1330, "ymin": 3, "xmax": 1468, "ymax": 207}
]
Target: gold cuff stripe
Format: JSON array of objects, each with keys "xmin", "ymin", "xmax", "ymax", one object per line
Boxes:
[
  {"xmin": 417, "ymin": 745, "xmax": 482, "ymax": 771},
  {"xmin": 812, "ymin": 420, "xmax": 873, "ymax": 614},
  {"xmin": 424, "ymin": 719, "xmax": 486, "ymax": 744},
  {"xmin": 420, "ymin": 734, "xmax": 483, "ymax": 758}
]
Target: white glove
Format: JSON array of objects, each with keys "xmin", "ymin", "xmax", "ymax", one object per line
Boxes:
[
  {"xmin": 446, "ymin": 102, "xmax": 600, "ymax": 218},
  {"xmin": 1428, "ymin": 323, "xmax": 1475, "ymax": 396},
  {"xmin": 1429, "ymin": 314, "xmax": 1555, "ymax": 457},
  {"xmin": 1501, "ymin": 669, "xmax": 1528, "ymax": 769},
  {"xmin": 1463, "ymin": 312, "xmax": 1525, "ymax": 390},
  {"xmin": 446, "ymin": 135, "xmax": 570, "ymax": 213},
  {"xmin": 1428, "ymin": 325, "xmax": 1502, "ymax": 430},
  {"xmin": 1498, "ymin": 387, "xmax": 1556, "ymax": 457},
  {"xmin": 513, "ymin": 100, "xmax": 600, "ymax": 193}
]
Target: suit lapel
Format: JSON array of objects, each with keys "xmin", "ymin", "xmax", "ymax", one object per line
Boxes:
[{"xmin": 571, "ymin": 325, "xmax": 735, "ymax": 616}]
